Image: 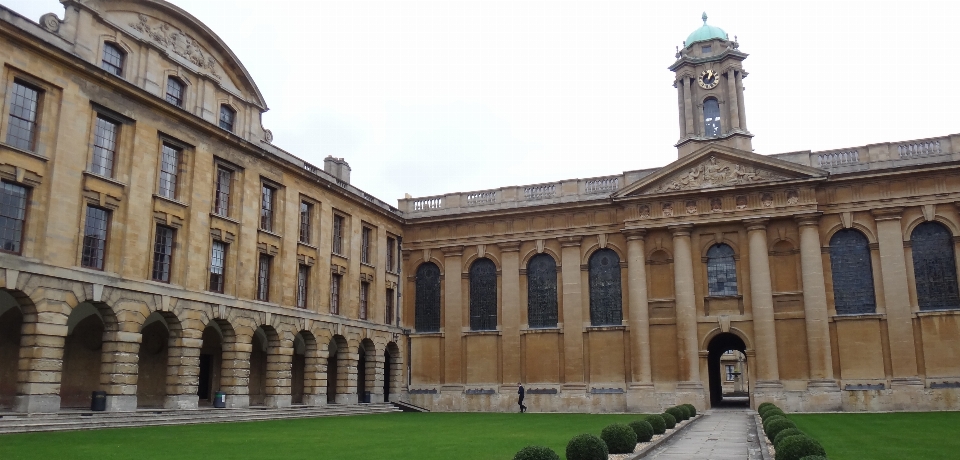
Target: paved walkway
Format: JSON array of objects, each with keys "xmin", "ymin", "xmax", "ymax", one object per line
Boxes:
[{"xmin": 645, "ymin": 409, "xmax": 764, "ymax": 460}]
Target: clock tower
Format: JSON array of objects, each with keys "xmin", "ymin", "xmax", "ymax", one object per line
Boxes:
[{"xmin": 671, "ymin": 13, "xmax": 752, "ymax": 158}]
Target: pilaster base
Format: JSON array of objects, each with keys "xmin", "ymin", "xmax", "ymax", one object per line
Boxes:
[
  {"xmin": 265, "ymin": 395, "xmax": 292, "ymax": 408},
  {"xmin": 105, "ymin": 395, "xmax": 137, "ymax": 412},
  {"xmin": 626, "ymin": 382, "xmax": 658, "ymax": 412},
  {"xmin": 674, "ymin": 381, "xmax": 706, "ymax": 410},
  {"xmin": 335, "ymin": 394, "xmax": 358, "ymax": 405},
  {"xmin": 164, "ymin": 394, "xmax": 199, "ymax": 410},
  {"xmin": 302, "ymin": 394, "xmax": 326, "ymax": 406},
  {"xmin": 226, "ymin": 394, "xmax": 249, "ymax": 409},
  {"xmin": 13, "ymin": 395, "xmax": 59, "ymax": 413}
]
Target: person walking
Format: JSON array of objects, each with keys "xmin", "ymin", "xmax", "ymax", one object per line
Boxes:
[{"xmin": 517, "ymin": 382, "xmax": 526, "ymax": 413}]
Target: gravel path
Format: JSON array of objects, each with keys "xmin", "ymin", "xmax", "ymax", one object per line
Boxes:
[{"xmin": 641, "ymin": 409, "xmax": 763, "ymax": 460}]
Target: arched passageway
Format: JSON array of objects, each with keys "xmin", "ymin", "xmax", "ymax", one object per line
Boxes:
[
  {"xmin": 291, "ymin": 333, "xmax": 306, "ymax": 405},
  {"xmin": 0, "ymin": 292, "xmax": 23, "ymax": 410},
  {"xmin": 61, "ymin": 303, "xmax": 105, "ymax": 408},
  {"xmin": 248, "ymin": 327, "xmax": 272, "ymax": 406},
  {"xmin": 326, "ymin": 335, "xmax": 347, "ymax": 404},
  {"xmin": 198, "ymin": 323, "xmax": 223, "ymax": 404},
  {"xmin": 358, "ymin": 339, "xmax": 376, "ymax": 403},
  {"xmin": 137, "ymin": 312, "xmax": 173, "ymax": 408},
  {"xmin": 384, "ymin": 342, "xmax": 401, "ymax": 403},
  {"xmin": 357, "ymin": 346, "xmax": 366, "ymax": 403},
  {"xmin": 707, "ymin": 332, "xmax": 749, "ymax": 408}
]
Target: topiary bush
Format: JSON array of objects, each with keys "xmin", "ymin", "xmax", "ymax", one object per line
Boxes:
[
  {"xmin": 565, "ymin": 433, "xmax": 609, "ymax": 460},
  {"xmin": 773, "ymin": 428, "xmax": 805, "ymax": 448},
  {"xmin": 762, "ymin": 414, "xmax": 787, "ymax": 432},
  {"xmin": 775, "ymin": 435, "xmax": 826, "ymax": 460},
  {"xmin": 666, "ymin": 406, "xmax": 686, "ymax": 422},
  {"xmin": 661, "ymin": 412, "xmax": 677, "ymax": 429},
  {"xmin": 678, "ymin": 405, "xmax": 692, "ymax": 420},
  {"xmin": 513, "ymin": 445, "xmax": 560, "ymax": 460},
  {"xmin": 682, "ymin": 403, "xmax": 697, "ymax": 417},
  {"xmin": 764, "ymin": 417, "xmax": 797, "ymax": 442},
  {"xmin": 797, "ymin": 456, "xmax": 829, "ymax": 460},
  {"xmin": 629, "ymin": 419, "xmax": 654, "ymax": 443},
  {"xmin": 760, "ymin": 406, "xmax": 785, "ymax": 420},
  {"xmin": 600, "ymin": 423, "xmax": 638, "ymax": 454},
  {"xmin": 645, "ymin": 414, "xmax": 666, "ymax": 435},
  {"xmin": 757, "ymin": 402, "xmax": 777, "ymax": 413}
]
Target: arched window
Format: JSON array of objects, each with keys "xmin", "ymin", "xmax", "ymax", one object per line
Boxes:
[
  {"xmin": 829, "ymin": 229, "xmax": 876, "ymax": 315},
  {"xmin": 101, "ymin": 43, "xmax": 125, "ymax": 76},
  {"xmin": 589, "ymin": 248, "xmax": 622, "ymax": 326},
  {"xmin": 219, "ymin": 105, "xmax": 236, "ymax": 132},
  {"xmin": 703, "ymin": 98, "xmax": 721, "ymax": 137},
  {"xmin": 469, "ymin": 258, "xmax": 497, "ymax": 330},
  {"xmin": 166, "ymin": 77, "xmax": 185, "ymax": 107},
  {"xmin": 911, "ymin": 222, "xmax": 960, "ymax": 310},
  {"xmin": 527, "ymin": 254, "xmax": 558, "ymax": 328},
  {"xmin": 706, "ymin": 244, "xmax": 738, "ymax": 296},
  {"xmin": 415, "ymin": 263, "xmax": 441, "ymax": 332}
]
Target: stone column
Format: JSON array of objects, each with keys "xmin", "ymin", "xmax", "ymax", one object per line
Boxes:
[
  {"xmin": 670, "ymin": 225, "xmax": 700, "ymax": 386},
  {"xmin": 559, "ymin": 236, "xmax": 585, "ymax": 385},
  {"xmin": 745, "ymin": 218, "xmax": 780, "ymax": 384},
  {"xmin": 441, "ymin": 246, "xmax": 464, "ymax": 386},
  {"xmin": 337, "ymin": 348, "xmax": 359, "ymax": 404},
  {"xmin": 735, "ymin": 71, "xmax": 748, "ymax": 131},
  {"xmin": 304, "ymin": 345, "xmax": 327, "ymax": 406},
  {"xmin": 498, "ymin": 242, "xmax": 521, "ymax": 384},
  {"xmin": 726, "ymin": 69, "xmax": 741, "ymax": 130},
  {"xmin": 15, "ymin": 297, "xmax": 70, "ymax": 413},
  {"xmin": 623, "ymin": 229, "xmax": 652, "ymax": 384},
  {"xmin": 220, "ymin": 336, "xmax": 251, "ymax": 408},
  {"xmin": 100, "ymin": 329, "xmax": 141, "ymax": 411},
  {"xmin": 676, "ymin": 80, "xmax": 687, "ymax": 136},
  {"xmin": 871, "ymin": 208, "xmax": 921, "ymax": 383},
  {"xmin": 164, "ymin": 328, "xmax": 202, "ymax": 410},
  {"xmin": 264, "ymin": 342, "xmax": 293, "ymax": 408},
  {"xmin": 682, "ymin": 78, "xmax": 695, "ymax": 136},
  {"xmin": 370, "ymin": 348, "xmax": 386, "ymax": 403},
  {"xmin": 795, "ymin": 214, "xmax": 836, "ymax": 383}
]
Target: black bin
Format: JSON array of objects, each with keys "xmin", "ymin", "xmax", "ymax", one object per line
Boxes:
[
  {"xmin": 213, "ymin": 391, "xmax": 226, "ymax": 408},
  {"xmin": 91, "ymin": 391, "xmax": 106, "ymax": 411},
  {"xmin": 360, "ymin": 391, "xmax": 370, "ymax": 404}
]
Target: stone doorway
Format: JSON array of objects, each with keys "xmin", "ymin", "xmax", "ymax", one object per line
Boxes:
[{"xmin": 707, "ymin": 332, "xmax": 749, "ymax": 407}]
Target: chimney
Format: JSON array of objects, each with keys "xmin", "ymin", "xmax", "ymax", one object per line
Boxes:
[{"xmin": 323, "ymin": 155, "xmax": 351, "ymax": 184}]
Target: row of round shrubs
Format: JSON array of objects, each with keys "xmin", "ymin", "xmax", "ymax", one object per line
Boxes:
[
  {"xmin": 757, "ymin": 402, "xmax": 828, "ymax": 460},
  {"xmin": 514, "ymin": 404, "xmax": 699, "ymax": 460}
]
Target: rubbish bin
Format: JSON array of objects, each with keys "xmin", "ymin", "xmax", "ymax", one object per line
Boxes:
[
  {"xmin": 91, "ymin": 391, "xmax": 106, "ymax": 411},
  {"xmin": 361, "ymin": 391, "xmax": 370, "ymax": 404},
  {"xmin": 213, "ymin": 391, "xmax": 226, "ymax": 408}
]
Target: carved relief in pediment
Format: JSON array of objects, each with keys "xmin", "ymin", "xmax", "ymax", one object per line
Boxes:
[
  {"xmin": 646, "ymin": 156, "xmax": 789, "ymax": 194},
  {"xmin": 128, "ymin": 14, "xmax": 221, "ymax": 81}
]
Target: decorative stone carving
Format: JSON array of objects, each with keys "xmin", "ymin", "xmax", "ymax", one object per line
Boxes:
[
  {"xmin": 761, "ymin": 193, "xmax": 773, "ymax": 207},
  {"xmin": 264, "ymin": 129, "xmax": 274, "ymax": 143},
  {"xmin": 649, "ymin": 156, "xmax": 789, "ymax": 194},
  {"xmin": 710, "ymin": 198, "xmax": 722, "ymax": 212},
  {"xmin": 662, "ymin": 202, "xmax": 673, "ymax": 217},
  {"xmin": 735, "ymin": 195, "xmax": 747, "ymax": 209},
  {"xmin": 685, "ymin": 201, "xmax": 697, "ymax": 214},
  {"xmin": 130, "ymin": 14, "xmax": 221, "ymax": 81},
  {"xmin": 639, "ymin": 204, "xmax": 650, "ymax": 219},
  {"xmin": 786, "ymin": 190, "xmax": 799, "ymax": 205},
  {"xmin": 40, "ymin": 13, "xmax": 60, "ymax": 33}
]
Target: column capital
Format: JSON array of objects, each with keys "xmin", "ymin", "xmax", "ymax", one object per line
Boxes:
[
  {"xmin": 744, "ymin": 217, "xmax": 769, "ymax": 232},
  {"xmin": 794, "ymin": 212, "xmax": 824, "ymax": 227},
  {"xmin": 558, "ymin": 236, "xmax": 582, "ymax": 248},
  {"xmin": 668, "ymin": 224, "xmax": 693, "ymax": 237},
  {"xmin": 621, "ymin": 228, "xmax": 647, "ymax": 240},
  {"xmin": 497, "ymin": 241, "xmax": 521, "ymax": 253},
  {"xmin": 871, "ymin": 207, "xmax": 904, "ymax": 221},
  {"xmin": 440, "ymin": 245, "xmax": 464, "ymax": 257}
]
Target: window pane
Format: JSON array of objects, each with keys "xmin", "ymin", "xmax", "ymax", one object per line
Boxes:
[
  {"xmin": 6, "ymin": 82, "xmax": 40, "ymax": 151},
  {"xmin": 101, "ymin": 44, "xmax": 124, "ymax": 76},
  {"xmin": 333, "ymin": 215, "xmax": 343, "ymax": 254},
  {"xmin": 0, "ymin": 182, "xmax": 27, "ymax": 253},
  {"xmin": 257, "ymin": 254, "xmax": 271, "ymax": 301},
  {"xmin": 297, "ymin": 264, "xmax": 309, "ymax": 308},
  {"xmin": 707, "ymin": 244, "xmax": 738, "ymax": 296},
  {"xmin": 91, "ymin": 116, "xmax": 119, "ymax": 177},
  {"xmin": 829, "ymin": 229, "xmax": 877, "ymax": 314},
  {"xmin": 469, "ymin": 258, "xmax": 497, "ymax": 330},
  {"xmin": 361, "ymin": 227, "xmax": 371, "ymax": 264},
  {"xmin": 158, "ymin": 144, "xmax": 180, "ymax": 199},
  {"xmin": 330, "ymin": 274, "xmax": 341, "ymax": 314},
  {"xmin": 219, "ymin": 106, "xmax": 235, "ymax": 131},
  {"xmin": 151, "ymin": 225, "xmax": 174, "ymax": 282},
  {"xmin": 527, "ymin": 254, "xmax": 558, "ymax": 328},
  {"xmin": 209, "ymin": 241, "xmax": 226, "ymax": 293},
  {"xmin": 260, "ymin": 185, "xmax": 274, "ymax": 231},
  {"xmin": 360, "ymin": 282, "xmax": 368, "ymax": 320},
  {"xmin": 214, "ymin": 167, "xmax": 231, "ymax": 216},
  {"xmin": 588, "ymin": 249, "xmax": 622, "ymax": 326},
  {"xmin": 385, "ymin": 288, "xmax": 394, "ymax": 324},
  {"xmin": 81, "ymin": 206, "xmax": 109, "ymax": 270},
  {"xmin": 911, "ymin": 222, "xmax": 960, "ymax": 310},
  {"xmin": 386, "ymin": 237, "xmax": 395, "ymax": 272},
  {"xmin": 703, "ymin": 98, "xmax": 721, "ymax": 137},
  {"xmin": 415, "ymin": 263, "xmax": 441, "ymax": 332},
  {"xmin": 166, "ymin": 78, "xmax": 184, "ymax": 107},
  {"xmin": 299, "ymin": 201, "xmax": 311, "ymax": 244}
]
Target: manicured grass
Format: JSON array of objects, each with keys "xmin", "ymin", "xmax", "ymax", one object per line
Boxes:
[
  {"xmin": 0, "ymin": 412, "xmax": 646, "ymax": 460},
  {"xmin": 790, "ymin": 411, "xmax": 960, "ymax": 460}
]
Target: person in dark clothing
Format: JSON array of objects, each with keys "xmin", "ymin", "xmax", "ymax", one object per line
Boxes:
[{"xmin": 517, "ymin": 382, "xmax": 526, "ymax": 413}]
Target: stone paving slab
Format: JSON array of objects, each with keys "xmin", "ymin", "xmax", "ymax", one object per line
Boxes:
[{"xmin": 641, "ymin": 409, "xmax": 762, "ymax": 460}]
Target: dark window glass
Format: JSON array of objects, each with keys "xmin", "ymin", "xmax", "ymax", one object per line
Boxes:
[
  {"xmin": 829, "ymin": 229, "xmax": 877, "ymax": 315},
  {"xmin": 386, "ymin": 237, "xmax": 396, "ymax": 272},
  {"xmin": 527, "ymin": 253, "xmax": 558, "ymax": 328},
  {"xmin": 330, "ymin": 273, "xmax": 341, "ymax": 314},
  {"xmin": 299, "ymin": 201, "xmax": 311, "ymax": 244},
  {"xmin": 360, "ymin": 281, "xmax": 369, "ymax": 320},
  {"xmin": 260, "ymin": 184, "xmax": 274, "ymax": 231},
  {"xmin": 6, "ymin": 81, "xmax": 40, "ymax": 151},
  {"xmin": 209, "ymin": 240, "xmax": 226, "ymax": 293},
  {"xmin": 385, "ymin": 288, "xmax": 394, "ymax": 324},
  {"xmin": 332, "ymin": 215, "xmax": 344, "ymax": 254},
  {"xmin": 469, "ymin": 258, "xmax": 497, "ymax": 330},
  {"xmin": 219, "ymin": 105, "xmax": 235, "ymax": 132},
  {"xmin": 415, "ymin": 263, "xmax": 441, "ymax": 332},
  {"xmin": 158, "ymin": 144, "xmax": 180, "ymax": 199},
  {"xmin": 911, "ymin": 222, "xmax": 960, "ymax": 310},
  {"xmin": 166, "ymin": 77, "xmax": 184, "ymax": 107},
  {"xmin": 0, "ymin": 182, "xmax": 27, "ymax": 254},
  {"xmin": 588, "ymin": 248, "xmax": 622, "ymax": 326},
  {"xmin": 297, "ymin": 264, "xmax": 309, "ymax": 308},
  {"xmin": 704, "ymin": 98, "xmax": 721, "ymax": 137},
  {"xmin": 361, "ymin": 227, "xmax": 372, "ymax": 264},
  {"xmin": 702, "ymin": 45, "xmax": 712, "ymax": 54},
  {"xmin": 256, "ymin": 254, "xmax": 271, "ymax": 301},
  {"xmin": 214, "ymin": 167, "xmax": 231, "ymax": 216},
  {"xmin": 707, "ymin": 244, "xmax": 738, "ymax": 296},
  {"xmin": 81, "ymin": 206, "xmax": 109, "ymax": 270},
  {"xmin": 91, "ymin": 116, "xmax": 119, "ymax": 177},
  {"xmin": 151, "ymin": 225, "xmax": 174, "ymax": 282},
  {"xmin": 101, "ymin": 43, "xmax": 124, "ymax": 76}
]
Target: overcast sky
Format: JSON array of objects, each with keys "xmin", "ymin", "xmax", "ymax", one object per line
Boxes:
[{"xmin": 8, "ymin": 1, "xmax": 960, "ymax": 204}]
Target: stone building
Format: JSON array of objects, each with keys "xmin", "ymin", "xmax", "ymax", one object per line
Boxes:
[{"xmin": 2, "ymin": 1, "xmax": 960, "ymax": 416}]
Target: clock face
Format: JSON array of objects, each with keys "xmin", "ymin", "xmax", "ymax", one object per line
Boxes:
[{"xmin": 698, "ymin": 69, "xmax": 719, "ymax": 89}]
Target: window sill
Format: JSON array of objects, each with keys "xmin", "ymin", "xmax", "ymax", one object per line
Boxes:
[
  {"xmin": 210, "ymin": 213, "xmax": 240, "ymax": 224},
  {"xmin": 258, "ymin": 228, "xmax": 282, "ymax": 238},
  {"xmin": 153, "ymin": 194, "xmax": 189, "ymax": 207},
  {"xmin": 409, "ymin": 331, "xmax": 443, "ymax": 337},
  {"xmin": 916, "ymin": 308, "xmax": 960, "ymax": 318},
  {"xmin": 462, "ymin": 329, "xmax": 501, "ymax": 336},
  {"xmin": 0, "ymin": 142, "xmax": 48, "ymax": 161},
  {"xmin": 361, "ymin": 262, "xmax": 376, "ymax": 269},
  {"xmin": 332, "ymin": 252, "xmax": 348, "ymax": 260},
  {"xmin": 298, "ymin": 241, "xmax": 318, "ymax": 250},
  {"xmin": 584, "ymin": 325, "xmax": 626, "ymax": 332},
  {"xmin": 704, "ymin": 295, "xmax": 742, "ymax": 301},
  {"xmin": 831, "ymin": 313, "xmax": 884, "ymax": 321},
  {"xmin": 82, "ymin": 171, "xmax": 126, "ymax": 187},
  {"xmin": 521, "ymin": 327, "xmax": 561, "ymax": 334}
]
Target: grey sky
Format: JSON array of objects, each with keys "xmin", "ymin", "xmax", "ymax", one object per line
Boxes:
[{"xmin": 7, "ymin": 1, "xmax": 960, "ymax": 205}]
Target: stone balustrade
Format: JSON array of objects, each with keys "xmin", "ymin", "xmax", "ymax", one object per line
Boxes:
[{"xmin": 771, "ymin": 133, "xmax": 960, "ymax": 171}]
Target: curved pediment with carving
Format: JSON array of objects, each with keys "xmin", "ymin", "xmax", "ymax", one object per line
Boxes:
[
  {"xmin": 127, "ymin": 13, "xmax": 221, "ymax": 81},
  {"xmin": 646, "ymin": 156, "xmax": 789, "ymax": 195}
]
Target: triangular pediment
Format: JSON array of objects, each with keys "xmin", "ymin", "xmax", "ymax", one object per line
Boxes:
[{"xmin": 613, "ymin": 143, "xmax": 826, "ymax": 198}]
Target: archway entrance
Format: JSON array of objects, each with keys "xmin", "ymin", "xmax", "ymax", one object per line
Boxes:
[
  {"xmin": 326, "ymin": 336, "xmax": 346, "ymax": 404},
  {"xmin": 707, "ymin": 332, "xmax": 749, "ymax": 407},
  {"xmin": 198, "ymin": 324, "xmax": 223, "ymax": 405},
  {"xmin": 291, "ymin": 333, "xmax": 306, "ymax": 405},
  {"xmin": 384, "ymin": 342, "xmax": 401, "ymax": 404},
  {"xmin": 137, "ymin": 312, "xmax": 172, "ymax": 408},
  {"xmin": 357, "ymin": 347, "xmax": 366, "ymax": 403},
  {"xmin": 248, "ymin": 327, "xmax": 270, "ymax": 407},
  {"xmin": 0, "ymin": 292, "xmax": 24, "ymax": 410},
  {"xmin": 62, "ymin": 303, "xmax": 105, "ymax": 408}
]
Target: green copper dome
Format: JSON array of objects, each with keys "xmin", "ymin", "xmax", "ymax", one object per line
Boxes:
[{"xmin": 685, "ymin": 12, "xmax": 727, "ymax": 48}]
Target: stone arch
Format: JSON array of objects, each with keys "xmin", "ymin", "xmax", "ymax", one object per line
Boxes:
[
  {"xmin": 357, "ymin": 338, "xmax": 378, "ymax": 403},
  {"xmin": 519, "ymin": 246, "xmax": 561, "ymax": 268},
  {"xmin": 248, "ymin": 324, "xmax": 285, "ymax": 407},
  {"xmin": 384, "ymin": 341, "xmax": 402, "ymax": 403},
  {"xmin": 700, "ymin": 326, "xmax": 754, "ymax": 352},
  {"xmin": 704, "ymin": 331, "xmax": 749, "ymax": 407},
  {"xmin": 60, "ymin": 301, "xmax": 111, "ymax": 408},
  {"xmin": 292, "ymin": 329, "xmax": 320, "ymax": 405},
  {"xmin": 0, "ymin": 289, "xmax": 30, "ymax": 410},
  {"xmin": 197, "ymin": 317, "xmax": 237, "ymax": 406},
  {"xmin": 904, "ymin": 214, "xmax": 960, "ymax": 240},
  {"xmin": 697, "ymin": 237, "xmax": 742, "ymax": 257},
  {"xmin": 580, "ymin": 242, "xmax": 626, "ymax": 266},
  {"xmin": 136, "ymin": 310, "xmax": 184, "ymax": 408},
  {"xmin": 326, "ymin": 334, "xmax": 349, "ymax": 404},
  {"xmin": 823, "ymin": 221, "xmax": 879, "ymax": 245}
]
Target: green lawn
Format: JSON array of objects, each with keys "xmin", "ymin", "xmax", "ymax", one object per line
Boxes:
[
  {"xmin": 0, "ymin": 412, "xmax": 646, "ymax": 460},
  {"xmin": 790, "ymin": 412, "xmax": 960, "ymax": 460}
]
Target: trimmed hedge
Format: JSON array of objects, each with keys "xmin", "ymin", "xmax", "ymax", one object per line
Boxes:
[
  {"xmin": 678, "ymin": 405, "xmax": 692, "ymax": 420},
  {"xmin": 762, "ymin": 414, "xmax": 787, "ymax": 432},
  {"xmin": 681, "ymin": 403, "xmax": 697, "ymax": 417},
  {"xmin": 513, "ymin": 445, "xmax": 560, "ymax": 460},
  {"xmin": 764, "ymin": 418, "xmax": 797, "ymax": 442},
  {"xmin": 645, "ymin": 414, "xmax": 666, "ymax": 435},
  {"xmin": 773, "ymin": 428, "xmax": 805, "ymax": 448},
  {"xmin": 757, "ymin": 402, "xmax": 777, "ymax": 413},
  {"xmin": 600, "ymin": 424, "xmax": 637, "ymax": 455},
  {"xmin": 661, "ymin": 412, "xmax": 677, "ymax": 429},
  {"xmin": 776, "ymin": 435, "xmax": 826, "ymax": 460},
  {"xmin": 565, "ymin": 434, "xmax": 609, "ymax": 460},
  {"xmin": 666, "ymin": 406, "xmax": 686, "ymax": 422},
  {"xmin": 629, "ymin": 419, "xmax": 654, "ymax": 443},
  {"xmin": 760, "ymin": 407, "xmax": 785, "ymax": 420}
]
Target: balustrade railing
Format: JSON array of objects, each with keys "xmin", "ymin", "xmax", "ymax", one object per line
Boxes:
[
  {"xmin": 524, "ymin": 184, "xmax": 556, "ymax": 200},
  {"xmin": 413, "ymin": 197, "xmax": 443, "ymax": 211},
  {"xmin": 585, "ymin": 176, "xmax": 619, "ymax": 194},
  {"xmin": 817, "ymin": 150, "xmax": 859, "ymax": 168},
  {"xmin": 899, "ymin": 140, "xmax": 942, "ymax": 158},
  {"xmin": 465, "ymin": 191, "xmax": 497, "ymax": 206}
]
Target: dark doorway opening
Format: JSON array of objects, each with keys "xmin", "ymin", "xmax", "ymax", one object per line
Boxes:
[
  {"xmin": 357, "ymin": 347, "xmax": 367, "ymax": 403},
  {"xmin": 327, "ymin": 339, "xmax": 338, "ymax": 404},
  {"xmin": 197, "ymin": 354, "xmax": 212, "ymax": 401},
  {"xmin": 382, "ymin": 350, "xmax": 390, "ymax": 402},
  {"xmin": 707, "ymin": 332, "xmax": 749, "ymax": 407}
]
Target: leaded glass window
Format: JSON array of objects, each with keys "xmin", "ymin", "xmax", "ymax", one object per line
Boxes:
[
  {"xmin": 151, "ymin": 225, "xmax": 174, "ymax": 282},
  {"xmin": 158, "ymin": 144, "xmax": 180, "ymax": 199},
  {"xmin": 214, "ymin": 167, "xmax": 231, "ymax": 216},
  {"xmin": 0, "ymin": 182, "xmax": 27, "ymax": 254},
  {"xmin": 219, "ymin": 105, "xmax": 235, "ymax": 132},
  {"xmin": 707, "ymin": 244, "xmax": 738, "ymax": 296},
  {"xmin": 704, "ymin": 98, "xmax": 721, "ymax": 137},
  {"xmin": 90, "ymin": 116, "xmax": 119, "ymax": 177},
  {"xmin": 299, "ymin": 201, "xmax": 312, "ymax": 244},
  {"xmin": 101, "ymin": 43, "xmax": 124, "ymax": 76},
  {"xmin": 385, "ymin": 288, "xmax": 394, "ymax": 324},
  {"xmin": 297, "ymin": 264, "xmax": 309, "ymax": 308},
  {"xmin": 166, "ymin": 77, "xmax": 184, "ymax": 107},
  {"xmin": 209, "ymin": 240, "xmax": 226, "ymax": 293},
  {"xmin": 415, "ymin": 263, "xmax": 441, "ymax": 332},
  {"xmin": 256, "ymin": 254, "xmax": 271, "ymax": 301},
  {"xmin": 589, "ymin": 248, "xmax": 622, "ymax": 326},
  {"xmin": 527, "ymin": 254, "xmax": 558, "ymax": 328},
  {"xmin": 6, "ymin": 81, "xmax": 40, "ymax": 151},
  {"xmin": 469, "ymin": 258, "xmax": 497, "ymax": 330},
  {"xmin": 81, "ymin": 206, "xmax": 109, "ymax": 270},
  {"xmin": 911, "ymin": 222, "xmax": 960, "ymax": 310},
  {"xmin": 360, "ymin": 281, "xmax": 369, "ymax": 320},
  {"xmin": 829, "ymin": 229, "xmax": 876, "ymax": 315},
  {"xmin": 260, "ymin": 184, "xmax": 274, "ymax": 231}
]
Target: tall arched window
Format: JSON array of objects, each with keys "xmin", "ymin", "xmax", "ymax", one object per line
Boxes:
[
  {"xmin": 706, "ymin": 244, "xmax": 738, "ymax": 296},
  {"xmin": 469, "ymin": 258, "xmax": 497, "ymax": 330},
  {"xmin": 911, "ymin": 222, "xmax": 960, "ymax": 310},
  {"xmin": 527, "ymin": 254, "xmax": 558, "ymax": 328},
  {"xmin": 703, "ymin": 98, "xmax": 721, "ymax": 137},
  {"xmin": 589, "ymin": 249, "xmax": 622, "ymax": 326},
  {"xmin": 829, "ymin": 229, "xmax": 876, "ymax": 315},
  {"xmin": 415, "ymin": 263, "xmax": 441, "ymax": 332}
]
